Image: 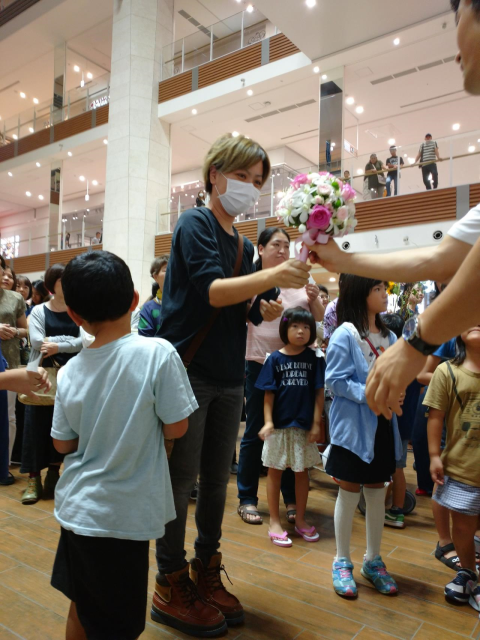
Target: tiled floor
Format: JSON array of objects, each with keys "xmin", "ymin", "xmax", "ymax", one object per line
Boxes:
[{"xmin": 0, "ymin": 443, "xmax": 479, "ymax": 640}]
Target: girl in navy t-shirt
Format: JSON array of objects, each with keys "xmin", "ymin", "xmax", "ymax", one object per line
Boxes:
[{"xmin": 256, "ymin": 307, "xmax": 325, "ymax": 548}]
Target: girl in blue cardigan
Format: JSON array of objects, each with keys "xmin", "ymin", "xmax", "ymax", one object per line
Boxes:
[{"xmin": 325, "ymin": 275, "xmax": 402, "ymax": 598}]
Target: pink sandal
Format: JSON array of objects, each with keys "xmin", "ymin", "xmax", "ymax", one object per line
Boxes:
[
  {"xmin": 268, "ymin": 530, "xmax": 292, "ymax": 547},
  {"xmin": 295, "ymin": 525, "xmax": 320, "ymax": 542}
]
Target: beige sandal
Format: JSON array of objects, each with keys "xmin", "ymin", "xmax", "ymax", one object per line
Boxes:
[{"xmin": 237, "ymin": 504, "xmax": 263, "ymax": 525}]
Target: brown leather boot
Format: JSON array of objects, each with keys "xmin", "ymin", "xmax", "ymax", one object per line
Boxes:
[
  {"xmin": 190, "ymin": 553, "xmax": 244, "ymax": 626},
  {"xmin": 151, "ymin": 565, "xmax": 227, "ymax": 637}
]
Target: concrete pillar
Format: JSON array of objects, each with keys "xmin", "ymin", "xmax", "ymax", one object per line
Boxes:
[
  {"xmin": 49, "ymin": 162, "xmax": 63, "ymax": 251},
  {"xmin": 103, "ymin": 0, "xmax": 173, "ymax": 300}
]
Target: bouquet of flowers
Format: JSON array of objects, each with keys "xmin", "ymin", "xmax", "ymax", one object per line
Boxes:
[{"xmin": 276, "ymin": 172, "xmax": 357, "ymax": 262}]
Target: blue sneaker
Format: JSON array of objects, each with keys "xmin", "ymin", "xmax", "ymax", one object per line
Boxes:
[
  {"xmin": 445, "ymin": 569, "xmax": 477, "ymax": 605},
  {"xmin": 361, "ymin": 555, "xmax": 398, "ymax": 595},
  {"xmin": 332, "ymin": 558, "xmax": 357, "ymax": 598}
]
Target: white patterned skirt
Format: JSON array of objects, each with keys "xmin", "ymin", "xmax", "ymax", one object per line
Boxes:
[{"xmin": 262, "ymin": 427, "xmax": 321, "ymax": 472}]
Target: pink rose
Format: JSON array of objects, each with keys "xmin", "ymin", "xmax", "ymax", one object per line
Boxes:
[
  {"xmin": 336, "ymin": 206, "xmax": 348, "ymax": 222},
  {"xmin": 341, "ymin": 183, "xmax": 356, "ymax": 201},
  {"xmin": 291, "ymin": 173, "xmax": 310, "ymax": 189},
  {"xmin": 307, "ymin": 205, "xmax": 332, "ymax": 230}
]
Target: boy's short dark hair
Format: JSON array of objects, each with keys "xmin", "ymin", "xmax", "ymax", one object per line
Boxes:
[
  {"xmin": 382, "ymin": 313, "xmax": 405, "ymax": 339},
  {"xmin": 318, "ymin": 285, "xmax": 329, "ymax": 296},
  {"xmin": 45, "ymin": 264, "xmax": 65, "ymax": 294},
  {"xmin": 279, "ymin": 306, "xmax": 317, "ymax": 347},
  {"xmin": 62, "ymin": 251, "xmax": 134, "ymax": 323}
]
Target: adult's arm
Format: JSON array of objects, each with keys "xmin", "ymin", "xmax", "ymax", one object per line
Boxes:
[
  {"xmin": 209, "ymin": 260, "xmax": 310, "ymax": 308},
  {"xmin": 366, "ymin": 234, "xmax": 480, "ymax": 417},
  {"xmin": 310, "ymin": 234, "xmax": 470, "ymax": 283}
]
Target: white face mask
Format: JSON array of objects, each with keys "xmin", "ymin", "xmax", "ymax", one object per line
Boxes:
[{"xmin": 215, "ymin": 173, "xmax": 260, "ymax": 217}]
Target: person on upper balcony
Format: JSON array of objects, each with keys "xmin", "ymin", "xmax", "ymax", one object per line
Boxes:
[
  {"xmin": 385, "ymin": 146, "xmax": 404, "ymax": 197},
  {"xmin": 415, "ymin": 133, "xmax": 441, "ymax": 191}
]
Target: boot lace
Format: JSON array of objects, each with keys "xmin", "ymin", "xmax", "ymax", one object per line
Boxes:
[
  {"xmin": 177, "ymin": 576, "xmax": 200, "ymax": 608},
  {"xmin": 205, "ymin": 563, "xmax": 233, "ymax": 592}
]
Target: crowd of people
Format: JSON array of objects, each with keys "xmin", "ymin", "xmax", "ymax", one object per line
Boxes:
[{"xmin": 0, "ymin": 1, "xmax": 478, "ymax": 638}]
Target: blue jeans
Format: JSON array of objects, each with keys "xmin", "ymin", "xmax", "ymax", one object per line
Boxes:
[
  {"xmin": 237, "ymin": 361, "xmax": 296, "ymax": 507},
  {"xmin": 386, "ymin": 173, "xmax": 398, "ymax": 196},
  {"xmin": 156, "ymin": 374, "xmax": 244, "ymax": 575},
  {"xmin": 411, "ymin": 389, "xmax": 434, "ymax": 494}
]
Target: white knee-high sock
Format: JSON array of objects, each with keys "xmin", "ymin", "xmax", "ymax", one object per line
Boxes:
[
  {"xmin": 334, "ymin": 488, "xmax": 361, "ymax": 562},
  {"xmin": 363, "ymin": 487, "xmax": 386, "ymax": 561}
]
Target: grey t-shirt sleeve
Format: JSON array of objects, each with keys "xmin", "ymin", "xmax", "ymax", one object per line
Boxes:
[{"xmin": 154, "ymin": 349, "xmax": 198, "ymax": 425}]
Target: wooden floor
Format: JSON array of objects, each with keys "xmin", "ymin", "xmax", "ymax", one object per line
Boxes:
[{"xmin": 0, "ymin": 439, "xmax": 479, "ymax": 640}]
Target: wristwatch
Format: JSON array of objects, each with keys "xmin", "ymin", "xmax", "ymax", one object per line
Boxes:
[{"xmin": 402, "ymin": 315, "xmax": 440, "ymax": 356}]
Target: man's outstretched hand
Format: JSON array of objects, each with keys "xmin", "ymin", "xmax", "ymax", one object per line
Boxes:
[
  {"xmin": 366, "ymin": 339, "xmax": 426, "ymax": 419},
  {"xmin": 308, "ymin": 239, "xmax": 345, "ymax": 273}
]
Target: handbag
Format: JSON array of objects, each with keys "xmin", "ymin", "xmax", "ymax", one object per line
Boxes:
[
  {"xmin": 18, "ymin": 358, "xmax": 60, "ymax": 406},
  {"xmin": 376, "ymin": 163, "xmax": 386, "ymax": 185}
]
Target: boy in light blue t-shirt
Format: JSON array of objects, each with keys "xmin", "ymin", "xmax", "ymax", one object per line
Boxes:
[{"xmin": 50, "ymin": 250, "xmax": 198, "ymax": 640}]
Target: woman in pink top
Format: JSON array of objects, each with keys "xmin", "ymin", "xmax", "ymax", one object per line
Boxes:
[{"xmin": 237, "ymin": 227, "xmax": 325, "ymax": 524}]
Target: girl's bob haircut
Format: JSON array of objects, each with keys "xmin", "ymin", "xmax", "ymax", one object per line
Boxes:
[
  {"xmin": 279, "ymin": 306, "xmax": 317, "ymax": 347},
  {"xmin": 203, "ymin": 133, "xmax": 270, "ymax": 194}
]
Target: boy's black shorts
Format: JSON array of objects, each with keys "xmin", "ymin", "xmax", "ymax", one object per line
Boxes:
[{"xmin": 51, "ymin": 527, "xmax": 149, "ymax": 640}]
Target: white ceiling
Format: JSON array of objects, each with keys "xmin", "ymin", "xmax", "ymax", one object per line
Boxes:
[
  {"xmin": 0, "ymin": 139, "xmax": 106, "ymax": 217},
  {"xmin": 253, "ymin": 0, "xmax": 452, "ymax": 62}
]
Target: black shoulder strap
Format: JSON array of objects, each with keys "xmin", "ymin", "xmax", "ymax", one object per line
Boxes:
[{"xmin": 446, "ymin": 361, "xmax": 464, "ymax": 410}]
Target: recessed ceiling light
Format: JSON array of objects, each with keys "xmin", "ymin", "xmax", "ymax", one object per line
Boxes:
[
  {"xmin": 346, "ymin": 96, "xmax": 355, "ymax": 105},
  {"xmin": 38, "ymin": 195, "xmax": 44, "ymax": 200},
  {"xmin": 33, "ymin": 98, "xmax": 39, "ymax": 105},
  {"xmin": 329, "ymin": 277, "xmax": 336, "ymax": 282},
  {"xmin": 306, "ymin": 0, "xmax": 316, "ymax": 6},
  {"xmin": 313, "ymin": 66, "xmax": 320, "ymax": 74},
  {"xmin": 86, "ymin": 208, "xmax": 90, "ymax": 212},
  {"xmin": 408, "ymin": 157, "xmax": 415, "ymax": 164},
  {"xmin": 404, "ymin": 153, "xmax": 408, "ymax": 157},
  {"xmin": 74, "ymin": 65, "xmax": 80, "ymax": 72},
  {"xmin": 356, "ymin": 169, "xmax": 363, "ymax": 175},
  {"xmin": 12, "ymin": 134, "xmax": 18, "ymax": 140},
  {"xmin": 331, "ymin": 142, "xmax": 336, "ymax": 147},
  {"xmin": 393, "ymin": 38, "xmax": 400, "ymax": 46},
  {"xmin": 36, "ymin": 162, "xmax": 41, "ymax": 167},
  {"xmin": 79, "ymin": 175, "xmax": 85, "ymax": 181},
  {"xmin": 26, "ymin": 191, "xmax": 31, "ymax": 197},
  {"xmin": 468, "ymin": 145, "xmax": 476, "ymax": 153},
  {"xmin": 19, "ymin": 92, "xmax": 26, "ymax": 99},
  {"xmin": 247, "ymin": 89, "xmax": 253, "ymax": 96},
  {"xmin": 87, "ymin": 72, "xmax": 93, "ymax": 80},
  {"xmin": 103, "ymin": 139, "xmax": 108, "ymax": 144},
  {"xmin": 355, "ymin": 106, "xmax": 364, "ymax": 114},
  {"xmin": 191, "ymin": 108, "xmax": 197, "ymax": 115},
  {"xmin": 7, "ymin": 172, "xmax": 13, "ymax": 177},
  {"xmin": 277, "ymin": 191, "xmax": 284, "ymax": 198},
  {"xmin": 29, "ymin": 127, "xmax": 34, "ymax": 133},
  {"xmin": 246, "ymin": 4, "xmax": 254, "ymax": 12},
  {"xmin": 92, "ymin": 180, "xmax": 98, "ymax": 186},
  {"xmin": 321, "ymin": 74, "xmax": 327, "ymax": 80},
  {"xmin": 452, "ymin": 123, "xmax": 460, "ymax": 130},
  {"xmin": 232, "ymin": 131, "xmax": 239, "ymax": 137},
  {"xmin": 388, "ymin": 138, "xmax": 396, "ymax": 145},
  {"xmin": 68, "ymin": 151, "xmax": 73, "ymax": 157}
]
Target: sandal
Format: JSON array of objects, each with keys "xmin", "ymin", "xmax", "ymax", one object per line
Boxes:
[
  {"xmin": 286, "ymin": 509, "xmax": 296, "ymax": 524},
  {"xmin": 435, "ymin": 542, "xmax": 461, "ymax": 571},
  {"xmin": 295, "ymin": 525, "xmax": 319, "ymax": 542},
  {"xmin": 237, "ymin": 504, "xmax": 263, "ymax": 525},
  {"xmin": 268, "ymin": 530, "xmax": 292, "ymax": 547}
]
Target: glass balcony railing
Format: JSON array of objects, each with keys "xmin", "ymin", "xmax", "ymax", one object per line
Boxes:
[
  {"xmin": 161, "ymin": 8, "xmax": 278, "ymax": 80},
  {"xmin": 0, "ymin": 72, "xmax": 110, "ymax": 145},
  {"xmin": 343, "ymin": 129, "xmax": 480, "ymax": 201}
]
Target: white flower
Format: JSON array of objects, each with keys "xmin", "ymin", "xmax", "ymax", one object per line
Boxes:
[
  {"xmin": 299, "ymin": 211, "xmax": 309, "ymax": 223},
  {"xmin": 298, "ymin": 224, "xmax": 307, "ymax": 233}
]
